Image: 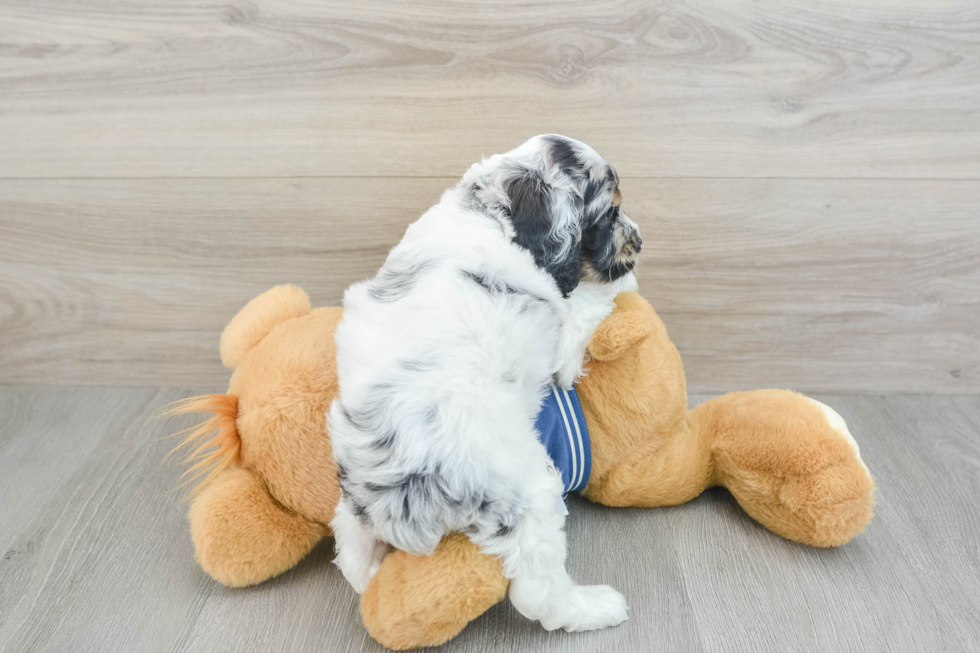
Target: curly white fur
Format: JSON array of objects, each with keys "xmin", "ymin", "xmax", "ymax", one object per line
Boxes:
[{"xmin": 329, "ymin": 135, "xmax": 639, "ymax": 632}]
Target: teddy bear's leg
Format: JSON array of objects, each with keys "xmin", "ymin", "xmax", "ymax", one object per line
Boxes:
[
  {"xmin": 692, "ymin": 390, "xmax": 875, "ymax": 547},
  {"xmin": 360, "ymin": 533, "xmax": 508, "ymax": 650},
  {"xmin": 189, "ymin": 466, "xmax": 328, "ymax": 587},
  {"xmin": 582, "ymin": 424, "xmax": 714, "ymax": 509}
]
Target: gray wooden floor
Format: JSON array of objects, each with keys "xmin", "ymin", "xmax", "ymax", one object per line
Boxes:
[{"xmin": 1, "ymin": 387, "xmax": 978, "ymax": 652}]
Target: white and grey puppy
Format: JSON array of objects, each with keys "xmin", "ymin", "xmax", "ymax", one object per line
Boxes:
[{"xmin": 330, "ymin": 135, "xmax": 642, "ymax": 632}]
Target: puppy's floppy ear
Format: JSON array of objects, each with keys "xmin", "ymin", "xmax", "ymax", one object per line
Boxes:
[
  {"xmin": 588, "ymin": 308, "xmax": 653, "ymax": 361},
  {"xmin": 504, "ymin": 169, "xmax": 581, "ymax": 297}
]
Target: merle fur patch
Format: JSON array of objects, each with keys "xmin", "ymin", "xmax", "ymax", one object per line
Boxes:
[
  {"xmin": 546, "ymin": 136, "xmax": 583, "ymax": 180},
  {"xmin": 461, "ymin": 270, "xmax": 547, "ymax": 304},
  {"xmin": 503, "ymin": 168, "xmax": 582, "ymax": 298},
  {"xmin": 580, "ymin": 206, "xmax": 636, "ymax": 282},
  {"xmin": 367, "ymin": 260, "xmax": 437, "ymax": 302}
]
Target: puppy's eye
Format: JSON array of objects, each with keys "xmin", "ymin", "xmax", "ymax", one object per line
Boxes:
[{"xmin": 612, "ymin": 188, "xmax": 622, "ymax": 207}]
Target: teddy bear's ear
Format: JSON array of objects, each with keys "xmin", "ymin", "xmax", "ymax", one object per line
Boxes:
[
  {"xmin": 588, "ymin": 309, "xmax": 654, "ymax": 362},
  {"xmin": 220, "ymin": 284, "xmax": 311, "ymax": 368}
]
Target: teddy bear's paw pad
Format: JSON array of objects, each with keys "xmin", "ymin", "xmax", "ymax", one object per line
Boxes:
[{"xmin": 559, "ymin": 584, "xmax": 629, "ymax": 632}]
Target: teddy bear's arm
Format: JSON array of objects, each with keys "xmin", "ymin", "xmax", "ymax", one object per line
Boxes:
[
  {"xmin": 360, "ymin": 533, "xmax": 508, "ymax": 650},
  {"xmin": 190, "ymin": 466, "xmax": 328, "ymax": 587},
  {"xmin": 579, "ymin": 293, "xmax": 874, "ymax": 547}
]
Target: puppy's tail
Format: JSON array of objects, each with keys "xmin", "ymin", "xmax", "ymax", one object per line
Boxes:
[
  {"xmin": 164, "ymin": 394, "xmax": 241, "ymax": 498},
  {"xmin": 163, "ymin": 284, "xmax": 311, "ymax": 498}
]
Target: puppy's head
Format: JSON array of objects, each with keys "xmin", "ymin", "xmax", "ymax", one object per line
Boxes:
[{"xmin": 464, "ymin": 134, "xmax": 642, "ymax": 297}]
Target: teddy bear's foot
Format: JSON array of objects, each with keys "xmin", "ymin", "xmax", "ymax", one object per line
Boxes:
[
  {"xmin": 705, "ymin": 390, "xmax": 876, "ymax": 547},
  {"xmin": 189, "ymin": 466, "xmax": 328, "ymax": 587},
  {"xmin": 361, "ymin": 533, "xmax": 508, "ymax": 650},
  {"xmin": 727, "ymin": 460, "xmax": 875, "ymax": 547}
]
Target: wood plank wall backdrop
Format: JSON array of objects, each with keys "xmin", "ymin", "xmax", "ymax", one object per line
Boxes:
[{"xmin": 1, "ymin": 0, "xmax": 978, "ymax": 392}]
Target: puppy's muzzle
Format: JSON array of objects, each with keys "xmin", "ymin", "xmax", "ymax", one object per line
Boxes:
[{"xmin": 616, "ymin": 214, "xmax": 643, "ymax": 265}]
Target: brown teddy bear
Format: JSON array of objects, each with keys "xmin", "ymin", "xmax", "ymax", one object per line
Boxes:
[{"xmin": 170, "ymin": 284, "xmax": 874, "ymax": 650}]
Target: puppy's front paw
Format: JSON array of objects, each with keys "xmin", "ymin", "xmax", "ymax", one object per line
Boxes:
[{"xmin": 560, "ymin": 584, "xmax": 629, "ymax": 632}]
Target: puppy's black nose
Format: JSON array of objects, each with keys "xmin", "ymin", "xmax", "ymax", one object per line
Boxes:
[{"xmin": 633, "ymin": 236, "xmax": 643, "ymax": 252}]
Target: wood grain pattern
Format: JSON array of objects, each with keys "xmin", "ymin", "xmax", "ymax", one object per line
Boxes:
[
  {"xmin": 2, "ymin": 388, "xmax": 979, "ymax": 652},
  {"xmin": 1, "ymin": 1, "xmax": 979, "ymax": 178},
  {"xmin": 673, "ymin": 394, "xmax": 980, "ymax": 653},
  {"xmin": 1, "ymin": 178, "xmax": 977, "ymax": 392},
  {"xmin": 631, "ymin": 178, "xmax": 980, "ymax": 393}
]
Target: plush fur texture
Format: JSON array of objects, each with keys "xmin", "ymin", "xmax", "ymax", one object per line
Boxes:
[
  {"xmin": 172, "ymin": 285, "xmax": 344, "ymax": 587},
  {"xmin": 220, "ymin": 283, "xmax": 311, "ymax": 368},
  {"xmin": 360, "ymin": 533, "xmax": 509, "ymax": 649},
  {"xmin": 575, "ymin": 292, "xmax": 875, "ymax": 546},
  {"xmin": 189, "ymin": 467, "xmax": 328, "ymax": 587},
  {"xmin": 170, "ymin": 286, "xmax": 874, "ymax": 649},
  {"xmin": 329, "ymin": 135, "xmax": 640, "ymax": 632}
]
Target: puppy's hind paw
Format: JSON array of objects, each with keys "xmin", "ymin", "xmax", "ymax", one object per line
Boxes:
[
  {"xmin": 334, "ymin": 538, "xmax": 390, "ymax": 594},
  {"xmin": 560, "ymin": 584, "xmax": 629, "ymax": 632}
]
